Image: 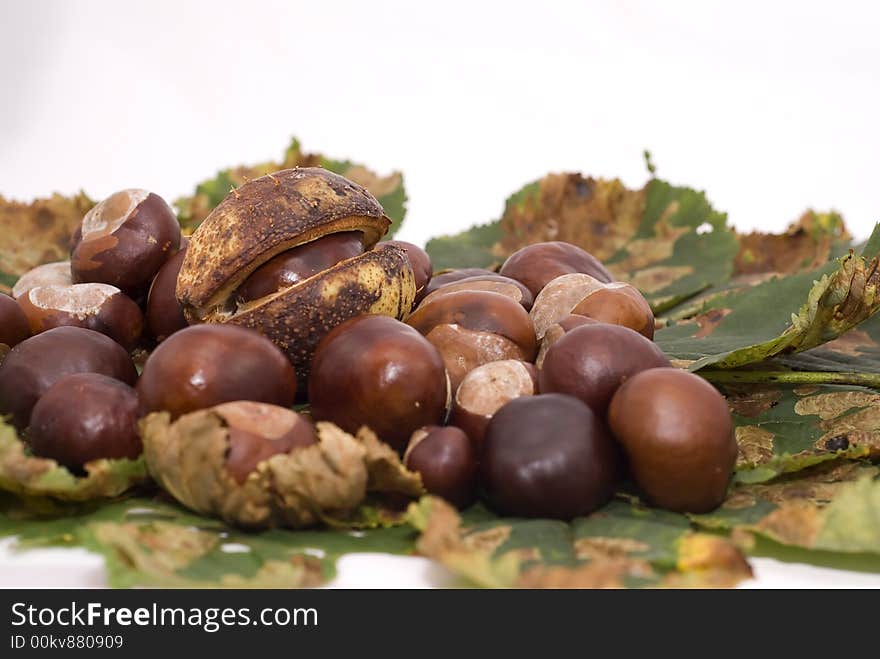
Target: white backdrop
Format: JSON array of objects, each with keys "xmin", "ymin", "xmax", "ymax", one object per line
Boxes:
[
  {"xmin": 2, "ymin": 0, "xmax": 880, "ymax": 588},
  {"xmin": 2, "ymin": 0, "xmax": 879, "ymax": 246}
]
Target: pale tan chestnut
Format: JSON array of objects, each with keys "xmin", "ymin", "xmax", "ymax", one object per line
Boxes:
[
  {"xmin": 12, "ymin": 261, "xmax": 73, "ymax": 299},
  {"xmin": 176, "ymin": 168, "xmax": 416, "ymax": 387}
]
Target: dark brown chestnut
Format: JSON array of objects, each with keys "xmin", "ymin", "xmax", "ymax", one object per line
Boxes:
[
  {"xmin": 404, "ymin": 425, "xmax": 477, "ymax": 508},
  {"xmin": 28, "ymin": 373, "xmax": 141, "ymax": 470},
  {"xmin": 137, "ymin": 324, "xmax": 297, "ymax": 419},
  {"xmin": 11, "ymin": 261, "xmax": 72, "ymax": 299},
  {"xmin": 0, "ymin": 326, "xmax": 137, "ymax": 429},
  {"xmin": 534, "ymin": 314, "xmax": 599, "ymax": 369},
  {"xmin": 17, "ymin": 283, "xmax": 143, "ymax": 349},
  {"xmin": 213, "ymin": 401, "xmax": 318, "ymax": 484},
  {"xmin": 422, "ymin": 268, "xmax": 496, "ymax": 297},
  {"xmin": 378, "ymin": 240, "xmax": 433, "ymax": 303},
  {"xmin": 71, "ymin": 189, "xmax": 181, "ymax": 297},
  {"xmin": 145, "ymin": 247, "xmax": 189, "ymax": 342},
  {"xmin": 450, "ymin": 359, "xmax": 537, "ymax": 447},
  {"xmin": 0, "ymin": 293, "xmax": 30, "ymax": 348},
  {"xmin": 308, "ymin": 315, "xmax": 448, "ymax": 452},
  {"xmin": 608, "ymin": 368, "xmax": 737, "ymax": 513},
  {"xmin": 538, "ymin": 323, "xmax": 670, "ymax": 416},
  {"xmin": 499, "ymin": 241, "xmax": 613, "ymax": 296},
  {"xmin": 479, "ymin": 393, "xmax": 619, "ymax": 519},
  {"xmin": 418, "ymin": 274, "xmax": 534, "ymax": 311},
  {"xmin": 406, "ymin": 290, "xmax": 537, "ymax": 393},
  {"xmin": 234, "ymin": 231, "xmax": 365, "ymax": 305}
]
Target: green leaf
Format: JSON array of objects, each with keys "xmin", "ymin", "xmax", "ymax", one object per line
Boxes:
[
  {"xmin": 656, "ymin": 236, "xmax": 880, "ymax": 370},
  {"xmin": 0, "ymin": 419, "xmax": 148, "ymax": 502},
  {"xmin": 0, "ymin": 494, "xmax": 418, "ymax": 588},
  {"xmin": 174, "ymin": 137, "xmax": 407, "ymax": 236},
  {"xmin": 407, "ymin": 497, "xmax": 752, "ymax": 588}
]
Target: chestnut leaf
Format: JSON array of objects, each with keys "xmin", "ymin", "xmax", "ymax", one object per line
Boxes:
[
  {"xmin": 0, "ymin": 192, "xmax": 94, "ymax": 295},
  {"xmin": 0, "ymin": 418, "xmax": 148, "ymax": 502}
]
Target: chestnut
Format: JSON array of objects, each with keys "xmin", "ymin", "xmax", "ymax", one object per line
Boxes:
[
  {"xmin": 418, "ymin": 274, "xmax": 534, "ymax": 311},
  {"xmin": 539, "ymin": 323, "xmax": 670, "ymax": 416},
  {"xmin": 17, "ymin": 283, "xmax": 143, "ymax": 349},
  {"xmin": 404, "ymin": 425, "xmax": 477, "ymax": 508},
  {"xmin": 422, "ymin": 268, "xmax": 496, "ymax": 298},
  {"xmin": 308, "ymin": 315, "xmax": 448, "ymax": 452},
  {"xmin": 608, "ymin": 368, "xmax": 737, "ymax": 513},
  {"xmin": 405, "ymin": 290, "xmax": 537, "ymax": 393},
  {"xmin": 234, "ymin": 231, "xmax": 365, "ymax": 304},
  {"xmin": 71, "ymin": 189, "xmax": 181, "ymax": 297},
  {"xmin": 479, "ymin": 394, "xmax": 619, "ymax": 519},
  {"xmin": 450, "ymin": 359, "xmax": 537, "ymax": 447},
  {"xmin": 213, "ymin": 401, "xmax": 318, "ymax": 484},
  {"xmin": 0, "ymin": 293, "xmax": 30, "ymax": 348},
  {"xmin": 378, "ymin": 240, "xmax": 433, "ymax": 303},
  {"xmin": 145, "ymin": 247, "xmax": 189, "ymax": 342},
  {"xmin": 28, "ymin": 373, "xmax": 141, "ymax": 471},
  {"xmin": 11, "ymin": 261, "xmax": 72, "ymax": 299},
  {"xmin": 534, "ymin": 314, "xmax": 598, "ymax": 369},
  {"xmin": 137, "ymin": 324, "xmax": 297, "ymax": 419},
  {"xmin": 499, "ymin": 241, "xmax": 613, "ymax": 296},
  {"xmin": 0, "ymin": 326, "xmax": 137, "ymax": 429}
]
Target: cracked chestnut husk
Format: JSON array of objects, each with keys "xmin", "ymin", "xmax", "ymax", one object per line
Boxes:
[
  {"xmin": 140, "ymin": 401, "xmax": 423, "ymax": 528},
  {"xmin": 176, "ymin": 168, "xmax": 416, "ymax": 389},
  {"xmin": 608, "ymin": 368, "xmax": 737, "ymax": 513}
]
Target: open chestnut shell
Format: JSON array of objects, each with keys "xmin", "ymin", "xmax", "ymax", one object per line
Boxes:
[
  {"xmin": 0, "ymin": 326, "xmax": 137, "ymax": 429},
  {"xmin": 608, "ymin": 368, "xmax": 737, "ymax": 513},
  {"xmin": 406, "ymin": 289, "xmax": 537, "ymax": 393},
  {"xmin": 480, "ymin": 393, "xmax": 620, "ymax": 519},
  {"xmin": 70, "ymin": 189, "xmax": 181, "ymax": 297},
  {"xmin": 29, "ymin": 373, "xmax": 142, "ymax": 471},
  {"xmin": 377, "ymin": 240, "xmax": 433, "ymax": 303},
  {"xmin": 176, "ymin": 168, "xmax": 416, "ymax": 389},
  {"xmin": 137, "ymin": 324, "xmax": 297, "ymax": 419},
  {"xmin": 308, "ymin": 315, "xmax": 448, "ymax": 452}
]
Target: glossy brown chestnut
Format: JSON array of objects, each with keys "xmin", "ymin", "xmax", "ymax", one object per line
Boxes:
[
  {"xmin": 0, "ymin": 293, "xmax": 30, "ymax": 348},
  {"xmin": 28, "ymin": 373, "xmax": 141, "ymax": 470},
  {"xmin": 534, "ymin": 314, "xmax": 598, "ymax": 369},
  {"xmin": 213, "ymin": 401, "xmax": 318, "ymax": 484},
  {"xmin": 608, "ymin": 368, "xmax": 737, "ymax": 513},
  {"xmin": 17, "ymin": 283, "xmax": 143, "ymax": 349},
  {"xmin": 71, "ymin": 189, "xmax": 181, "ymax": 297},
  {"xmin": 571, "ymin": 282, "xmax": 654, "ymax": 339},
  {"xmin": 0, "ymin": 326, "xmax": 137, "ymax": 429},
  {"xmin": 137, "ymin": 324, "xmax": 297, "ymax": 419},
  {"xmin": 480, "ymin": 394, "xmax": 619, "ymax": 519},
  {"xmin": 308, "ymin": 315, "xmax": 448, "ymax": 452},
  {"xmin": 234, "ymin": 231, "xmax": 365, "ymax": 304},
  {"xmin": 529, "ymin": 273, "xmax": 606, "ymax": 340},
  {"xmin": 499, "ymin": 241, "xmax": 613, "ymax": 296},
  {"xmin": 378, "ymin": 240, "xmax": 433, "ymax": 303},
  {"xmin": 406, "ymin": 290, "xmax": 537, "ymax": 393},
  {"xmin": 145, "ymin": 247, "xmax": 189, "ymax": 342},
  {"xmin": 451, "ymin": 360, "xmax": 537, "ymax": 447},
  {"xmin": 422, "ymin": 268, "xmax": 496, "ymax": 297},
  {"xmin": 404, "ymin": 425, "xmax": 477, "ymax": 508},
  {"xmin": 11, "ymin": 261, "xmax": 73, "ymax": 299},
  {"xmin": 418, "ymin": 274, "xmax": 534, "ymax": 311},
  {"xmin": 539, "ymin": 323, "xmax": 670, "ymax": 416}
]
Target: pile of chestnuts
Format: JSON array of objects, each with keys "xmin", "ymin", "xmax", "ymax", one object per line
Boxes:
[{"xmin": 0, "ymin": 167, "xmax": 737, "ymax": 525}]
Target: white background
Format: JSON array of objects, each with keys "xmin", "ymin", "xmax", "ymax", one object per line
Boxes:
[{"xmin": 2, "ymin": 0, "xmax": 880, "ymax": 587}]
